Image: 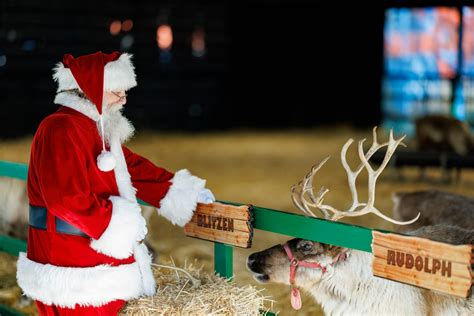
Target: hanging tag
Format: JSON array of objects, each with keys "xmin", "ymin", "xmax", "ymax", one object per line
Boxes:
[{"xmin": 291, "ymin": 287, "xmax": 302, "ymax": 310}]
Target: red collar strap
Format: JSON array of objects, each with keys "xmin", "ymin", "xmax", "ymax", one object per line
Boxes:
[{"xmin": 282, "ymin": 242, "xmax": 348, "ymax": 310}]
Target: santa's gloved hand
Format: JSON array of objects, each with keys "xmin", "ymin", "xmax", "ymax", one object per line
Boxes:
[
  {"xmin": 197, "ymin": 188, "xmax": 215, "ymax": 204},
  {"xmin": 91, "ymin": 196, "xmax": 149, "ymax": 259}
]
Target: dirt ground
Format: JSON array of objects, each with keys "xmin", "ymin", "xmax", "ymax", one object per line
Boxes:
[{"xmin": 1, "ymin": 126, "xmax": 474, "ymax": 315}]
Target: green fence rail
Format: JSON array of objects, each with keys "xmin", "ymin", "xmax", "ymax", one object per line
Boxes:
[
  {"xmin": 0, "ymin": 160, "xmax": 382, "ymax": 315},
  {"xmin": 0, "ymin": 235, "xmax": 27, "ymax": 256},
  {"xmin": 0, "ymin": 303, "xmax": 25, "ymax": 316},
  {"xmin": 0, "ymin": 161, "xmax": 28, "ymax": 181}
]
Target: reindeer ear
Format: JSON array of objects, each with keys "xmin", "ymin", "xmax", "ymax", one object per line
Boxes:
[{"xmin": 325, "ymin": 245, "xmax": 346, "ymax": 257}]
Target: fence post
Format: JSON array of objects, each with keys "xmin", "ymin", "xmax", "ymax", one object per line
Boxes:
[{"xmin": 214, "ymin": 242, "xmax": 233, "ymax": 280}]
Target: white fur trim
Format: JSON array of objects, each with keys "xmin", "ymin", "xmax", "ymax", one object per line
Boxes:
[
  {"xmin": 103, "ymin": 54, "xmax": 137, "ymax": 92},
  {"xmin": 107, "ymin": 116, "xmax": 156, "ymax": 295},
  {"xmin": 52, "ymin": 63, "xmax": 79, "ymax": 92},
  {"xmin": 90, "ymin": 196, "xmax": 147, "ymax": 259},
  {"xmin": 157, "ymin": 169, "xmax": 206, "ymax": 227},
  {"xmin": 54, "ymin": 92, "xmax": 100, "ymax": 121},
  {"xmin": 133, "ymin": 243, "xmax": 156, "ymax": 296},
  {"xmin": 110, "ymin": 133, "xmax": 137, "ymax": 201},
  {"xmin": 52, "ymin": 53, "xmax": 137, "ymax": 92},
  {"xmin": 16, "ymin": 252, "xmax": 143, "ymax": 308}
]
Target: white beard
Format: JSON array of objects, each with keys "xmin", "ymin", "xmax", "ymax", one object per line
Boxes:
[
  {"xmin": 53, "ymin": 92, "xmax": 135, "ymax": 145},
  {"xmin": 100, "ymin": 105, "xmax": 135, "ymax": 145}
]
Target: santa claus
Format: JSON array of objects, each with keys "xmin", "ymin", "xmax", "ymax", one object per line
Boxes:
[{"xmin": 16, "ymin": 51, "xmax": 215, "ymax": 315}]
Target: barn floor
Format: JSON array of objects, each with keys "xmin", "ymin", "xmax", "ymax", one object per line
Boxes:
[{"xmin": 2, "ymin": 126, "xmax": 474, "ymax": 315}]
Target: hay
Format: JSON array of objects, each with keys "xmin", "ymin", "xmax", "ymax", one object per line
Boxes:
[
  {"xmin": 0, "ymin": 253, "xmax": 17, "ymax": 283},
  {"xmin": 121, "ymin": 261, "xmax": 275, "ymax": 316}
]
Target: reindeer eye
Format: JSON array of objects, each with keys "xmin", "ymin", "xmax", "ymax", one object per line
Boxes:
[{"xmin": 297, "ymin": 241, "xmax": 313, "ymax": 252}]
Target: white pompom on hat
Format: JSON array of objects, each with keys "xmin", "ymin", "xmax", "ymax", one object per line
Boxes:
[
  {"xmin": 97, "ymin": 150, "xmax": 116, "ymax": 172},
  {"xmin": 52, "ymin": 51, "xmax": 137, "ymax": 172}
]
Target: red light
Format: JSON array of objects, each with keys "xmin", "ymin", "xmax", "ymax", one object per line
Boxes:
[
  {"xmin": 110, "ymin": 20, "xmax": 121, "ymax": 36},
  {"xmin": 122, "ymin": 19, "xmax": 134, "ymax": 32},
  {"xmin": 192, "ymin": 28, "xmax": 206, "ymax": 57},
  {"xmin": 156, "ymin": 24, "xmax": 173, "ymax": 50}
]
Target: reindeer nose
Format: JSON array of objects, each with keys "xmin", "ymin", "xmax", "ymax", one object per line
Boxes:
[
  {"xmin": 247, "ymin": 253, "xmax": 261, "ymax": 271},
  {"xmin": 247, "ymin": 253, "xmax": 257, "ymax": 266}
]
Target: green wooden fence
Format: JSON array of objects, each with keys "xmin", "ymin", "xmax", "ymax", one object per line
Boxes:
[{"xmin": 0, "ymin": 160, "xmax": 381, "ymax": 315}]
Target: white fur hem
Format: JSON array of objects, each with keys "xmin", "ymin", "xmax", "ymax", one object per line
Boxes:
[
  {"xmin": 53, "ymin": 53, "xmax": 137, "ymax": 92},
  {"xmin": 90, "ymin": 196, "xmax": 146, "ymax": 259},
  {"xmin": 16, "ymin": 252, "xmax": 143, "ymax": 308},
  {"xmin": 157, "ymin": 169, "xmax": 205, "ymax": 227}
]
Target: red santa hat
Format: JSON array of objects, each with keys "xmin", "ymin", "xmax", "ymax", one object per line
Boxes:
[{"xmin": 52, "ymin": 51, "xmax": 137, "ymax": 172}]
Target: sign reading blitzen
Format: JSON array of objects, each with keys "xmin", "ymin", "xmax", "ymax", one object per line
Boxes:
[
  {"xmin": 371, "ymin": 231, "xmax": 473, "ymax": 298},
  {"xmin": 184, "ymin": 202, "xmax": 253, "ymax": 248}
]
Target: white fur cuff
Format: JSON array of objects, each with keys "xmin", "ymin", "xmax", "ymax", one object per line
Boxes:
[
  {"xmin": 90, "ymin": 196, "xmax": 147, "ymax": 259},
  {"xmin": 157, "ymin": 169, "xmax": 206, "ymax": 227}
]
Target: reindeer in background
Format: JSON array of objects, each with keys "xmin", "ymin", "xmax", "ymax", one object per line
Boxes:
[
  {"xmin": 247, "ymin": 128, "xmax": 473, "ymax": 315},
  {"xmin": 0, "ymin": 177, "xmax": 156, "ymax": 254},
  {"xmin": 0, "ymin": 177, "xmax": 29, "ymax": 241},
  {"xmin": 392, "ymin": 189, "xmax": 474, "ymax": 233},
  {"xmin": 416, "ymin": 115, "xmax": 473, "ymax": 156},
  {"xmin": 415, "ymin": 115, "xmax": 474, "ymax": 182}
]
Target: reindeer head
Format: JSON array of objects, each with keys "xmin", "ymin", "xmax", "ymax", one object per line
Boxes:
[{"xmin": 247, "ymin": 238, "xmax": 348, "ymax": 288}]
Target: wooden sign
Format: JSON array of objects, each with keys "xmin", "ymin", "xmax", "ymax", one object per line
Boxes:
[
  {"xmin": 184, "ymin": 202, "xmax": 253, "ymax": 248},
  {"xmin": 372, "ymin": 231, "xmax": 473, "ymax": 298}
]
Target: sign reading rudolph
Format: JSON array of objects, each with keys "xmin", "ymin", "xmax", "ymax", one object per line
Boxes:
[
  {"xmin": 372, "ymin": 231, "xmax": 473, "ymax": 298},
  {"xmin": 184, "ymin": 202, "xmax": 253, "ymax": 248}
]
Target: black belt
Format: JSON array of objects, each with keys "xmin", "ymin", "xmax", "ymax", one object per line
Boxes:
[{"xmin": 29, "ymin": 205, "xmax": 89, "ymax": 237}]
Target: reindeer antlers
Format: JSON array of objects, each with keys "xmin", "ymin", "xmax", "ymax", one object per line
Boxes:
[{"xmin": 291, "ymin": 127, "xmax": 420, "ymax": 225}]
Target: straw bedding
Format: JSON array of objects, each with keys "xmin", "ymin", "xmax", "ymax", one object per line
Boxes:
[{"xmin": 120, "ymin": 260, "xmax": 274, "ymax": 315}]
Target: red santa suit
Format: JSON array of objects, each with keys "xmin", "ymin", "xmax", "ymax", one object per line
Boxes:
[{"xmin": 16, "ymin": 52, "xmax": 207, "ymax": 315}]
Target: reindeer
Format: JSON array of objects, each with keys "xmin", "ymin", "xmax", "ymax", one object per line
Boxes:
[
  {"xmin": 415, "ymin": 115, "xmax": 473, "ymax": 156},
  {"xmin": 0, "ymin": 177, "xmax": 29, "ymax": 240},
  {"xmin": 392, "ymin": 190, "xmax": 474, "ymax": 233},
  {"xmin": 247, "ymin": 128, "xmax": 473, "ymax": 315},
  {"xmin": 415, "ymin": 115, "xmax": 474, "ymax": 182}
]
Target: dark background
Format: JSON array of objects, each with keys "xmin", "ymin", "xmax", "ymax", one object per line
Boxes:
[{"xmin": 1, "ymin": 1, "xmax": 461, "ymax": 138}]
